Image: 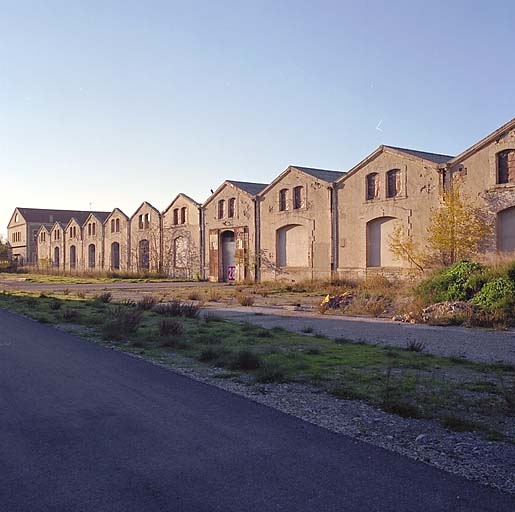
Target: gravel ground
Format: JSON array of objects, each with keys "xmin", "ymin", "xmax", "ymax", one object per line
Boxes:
[
  {"xmin": 207, "ymin": 306, "xmax": 515, "ymax": 365},
  {"xmin": 102, "ymin": 345, "xmax": 515, "ymax": 496}
]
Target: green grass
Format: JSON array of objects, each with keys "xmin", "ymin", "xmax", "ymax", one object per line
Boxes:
[
  {"xmin": 0, "ymin": 271, "xmax": 178, "ymax": 284},
  {"xmin": 0, "ymin": 289, "xmax": 513, "ymax": 442}
]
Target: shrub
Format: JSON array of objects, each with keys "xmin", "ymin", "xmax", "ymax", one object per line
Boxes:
[
  {"xmin": 62, "ymin": 309, "xmax": 80, "ymax": 322},
  {"xmin": 416, "ymin": 261, "xmax": 484, "ymax": 304},
  {"xmin": 97, "ymin": 292, "xmax": 112, "ymax": 303},
  {"xmin": 405, "ymin": 339, "xmax": 425, "ymax": 352},
  {"xmin": 471, "ymin": 277, "xmax": 515, "ymax": 311},
  {"xmin": 77, "ymin": 291, "xmax": 86, "ymax": 299},
  {"xmin": 199, "ymin": 347, "xmax": 225, "ymax": 362},
  {"xmin": 153, "ymin": 300, "xmax": 201, "ymax": 318},
  {"xmin": 228, "ymin": 350, "xmax": 262, "ymax": 370},
  {"xmin": 237, "ymin": 294, "xmax": 255, "ymax": 307},
  {"xmin": 26, "ymin": 297, "xmax": 37, "ymax": 306},
  {"xmin": 255, "ymin": 363, "xmax": 287, "ymax": 383},
  {"xmin": 158, "ymin": 319, "xmax": 184, "ymax": 337},
  {"xmin": 206, "ymin": 290, "xmax": 222, "ymax": 302},
  {"xmin": 137, "ymin": 295, "xmax": 157, "ymax": 310},
  {"xmin": 49, "ymin": 300, "xmax": 62, "ymax": 310},
  {"xmin": 187, "ymin": 291, "xmax": 201, "ymax": 301},
  {"xmin": 102, "ymin": 307, "xmax": 143, "ymax": 340}
]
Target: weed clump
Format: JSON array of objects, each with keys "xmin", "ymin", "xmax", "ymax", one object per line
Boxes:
[
  {"xmin": 153, "ymin": 300, "xmax": 201, "ymax": 318},
  {"xmin": 158, "ymin": 319, "xmax": 184, "ymax": 337},
  {"xmin": 102, "ymin": 306, "xmax": 143, "ymax": 340}
]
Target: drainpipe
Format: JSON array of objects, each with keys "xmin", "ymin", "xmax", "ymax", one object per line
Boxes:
[
  {"xmin": 254, "ymin": 196, "xmax": 261, "ymax": 283},
  {"xmin": 199, "ymin": 206, "xmax": 205, "ymax": 280}
]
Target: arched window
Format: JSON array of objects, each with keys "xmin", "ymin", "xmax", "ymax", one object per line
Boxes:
[
  {"xmin": 228, "ymin": 198, "xmax": 236, "ymax": 218},
  {"xmin": 366, "ymin": 173, "xmax": 379, "ymax": 200},
  {"xmin": 218, "ymin": 199, "xmax": 225, "ymax": 219},
  {"xmin": 138, "ymin": 239, "xmax": 150, "ymax": 270},
  {"xmin": 111, "ymin": 219, "xmax": 115, "ymax": 233},
  {"xmin": 386, "ymin": 169, "xmax": 401, "ymax": 198},
  {"xmin": 115, "ymin": 218, "xmax": 120, "ymax": 232},
  {"xmin": 88, "ymin": 244, "xmax": 96, "ymax": 268},
  {"xmin": 497, "ymin": 150, "xmax": 515, "ymax": 184},
  {"xmin": 70, "ymin": 245, "xmax": 77, "ymax": 269},
  {"xmin": 111, "ymin": 242, "xmax": 120, "ymax": 270},
  {"xmin": 279, "ymin": 189, "xmax": 288, "ymax": 211},
  {"xmin": 181, "ymin": 206, "xmax": 187, "ymax": 224},
  {"xmin": 54, "ymin": 247, "xmax": 60, "ymax": 268},
  {"xmin": 173, "ymin": 208, "xmax": 179, "ymax": 225},
  {"xmin": 293, "ymin": 186, "xmax": 304, "ymax": 209}
]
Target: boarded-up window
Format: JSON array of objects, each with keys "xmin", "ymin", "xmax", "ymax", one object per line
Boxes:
[
  {"xmin": 498, "ymin": 207, "xmax": 515, "ymax": 252},
  {"xmin": 386, "ymin": 169, "xmax": 401, "ymax": 198},
  {"xmin": 88, "ymin": 244, "xmax": 96, "ymax": 268},
  {"xmin": 497, "ymin": 150, "xmax": 515, "ymax": 184},
  {"xmin": 366, "ymin": 173, "xmax": 379, "ymax": 200},
  {"xmin": 173, "ymin": 237, "xmax": 188, "ymax": 268},
  {"xmin": 276, "ymin": 224, "xmax": 308, "ymax": 267},
  {"xmin": 111, "ymin": 242, "xmax": 120, "ymax": 269},
  {"xmin": 218, "ymin": 200, "xmax": 225, "ymax": 219},
  {"xmin": 138, "ymin": 239, "xmax": 150, "ymax": 270},
  {"xmin": 293, "ymin": 186, "xmax": 304, "ymax": 209},
  {"xmin": 279, "ymin": 189, "xmax": 288, "ymax": 211},
  {"xmin": 228, "ymin": 198, "xmax": 236, "ymax": 218},
  {"xmin": 70, "ymin": 245, "xmax": 76, "ymax": 269}
]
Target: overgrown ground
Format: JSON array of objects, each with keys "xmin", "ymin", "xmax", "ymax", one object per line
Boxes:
[
  {"xmin": 0, "ymin": 271, "xmax": 179, "ymax": 284},
  {"xmin": 1, "ymin": 290, "xmax": 514, "ymax": 443}
]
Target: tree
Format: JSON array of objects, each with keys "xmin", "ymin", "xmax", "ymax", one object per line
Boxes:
[
  {"xmin": 388, "ymin": 224, "xmax": 425, "ymax": 272},
  {"xmin": 0, "ymin": 234, "xmax": 8, "ymax": 259},
  {"xmin": 427, "ymin": 181, "xmax": 492, "ymax": 266}
]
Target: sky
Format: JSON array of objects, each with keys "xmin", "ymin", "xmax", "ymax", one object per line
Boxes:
[{"xmin": 1, "ymin": 0, "xmax": 514, "ymax": 236}]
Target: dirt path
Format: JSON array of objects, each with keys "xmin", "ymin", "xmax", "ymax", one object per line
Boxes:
[{"xmin": 207, "ymin": 306, "xmax": 515, "ymax": 365}]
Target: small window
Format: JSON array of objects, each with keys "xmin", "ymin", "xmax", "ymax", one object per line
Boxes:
[
  {"xmin": 14, "ymin": 214, "xmax": 19, "ymax": 223},
  {"xmin": 111, "ymin": 219, "xmax": 115, "ymax": 233},
  {"xmin": 228, "ymin": 198, "xmax": 235, "ymax": 218},
  {"xmin": 386, "ymin": 169, "xmax": 401, "ymax": 198},
  {"xmin": 497, "ymin": 150, "xmax": 515, "ymax": 184},
  {"xmin": 293, "ymin": 186, "xmax": 304, "ymax": 209},
  {"xmin": 88, "ymin": 223, "xmax": 91, "ymax": 236},
  {"xmin": 144, "ymin": 213, "xmax": 150, "ymax": 229},
  {"xmin": 366, "ymin": 173, "xmax": 379, "ymax": 200},
  {"xmin": 92, "ymin": 222, "xmax": 96, "ymax": 236},
  {"xmin": 181, "ymin": 207, "xmax": 187, "ymax": 224},
  {"xmin": 173, "ymin": 208, "xmax": 179, "ymax": 225},
  {"xmin": 279, "ymin": 189, "xmax": 288, "ymax": 211},
  {"xmin": 115, "ymin": 218, "xmax": 120, "ymax": 232},
  {"xmin": 138, "ymin": 214, "xmax": 144, "ymax": 229},
  {"xmin": 218, "ymin": 199, "xmax": 225, "ymax": 219}
]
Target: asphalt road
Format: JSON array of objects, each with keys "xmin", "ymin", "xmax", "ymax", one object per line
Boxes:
[{"xmin": 0, "ymin": 309, "xmax": 514, "ymax": 512}]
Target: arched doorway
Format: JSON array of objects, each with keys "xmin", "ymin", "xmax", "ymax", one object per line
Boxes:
[
  {"xmin": 139, "ymin": 239, "xmax": 150, "ymax": 270},
  {"xmin": 54, "ymin": 247, "xmax": 60, "ymax": 268},
  {"xmin": 88, "ymin": 244, "xmax": 96, "ymax": 269},
  {"xmin": 276, "ymin": 224, "xmax": 308, "ymax": 267},
  {"xmin": 498, "ymin": 207, "xmax": 515, "ymax": 252},
  {"xmin": 173, "ymin": 236, "xmax": 188, "ymax": 268},
  {"xmin": 69, "ymin": 245, "xmax": 76, "ymax": 269},
  {"xmin": 111, "ymin": 242, "xmax": 120, "ymax": 270},
  {"xmin": 220, "ymin": 230, "xmax": 235, "ymax": 281},
  {"xmin": 366, "ymin": 217, "xmax": 400, "ymax": 267}
]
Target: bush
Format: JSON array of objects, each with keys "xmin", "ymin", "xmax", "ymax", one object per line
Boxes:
[
  {"xmin": 416, "ymin": 261, "xmax": 484, "ymax": 304},
  {"xmin": 471, "ymin": 277, "xmax": 515, "ymax": 311},
  {"xmin": 256, "ymin": 363, "xmax": 287, "ymax": 383},
  {"xmin": 102, "ymin": 307, "xmax": 143, "ymax": 340},
  {"xmin": 137, "ymin": 295, "xmax": 157, "ymax": 310},
  {"xmin": 199, "ymin": 347, "xmax": 225, "ymax": 362},
  {"xmin": 228, "ymin": 350, "xmax": 262, "ymax": 370},
  {"xmin": 97, "ymin": 292, "xmax": 112, "ymax": 303},
  {"xmin": 153, "ymin": 300, "xmax": 201, "ymax": 318},
  {"xmin": 62, "ymin": 309, "xmax": 80, "ymax": 322},
  {"xmin": 158, "ymin": 319, "xmax": 184, "ymax": 337},
  {"xmin": 49, "ymin": 300, "xmax": 62, "ymax": 310},
  {"xmin": 187, "ymin": 291, "xmax": 201, "ymax": 301},
  {"xmin": 237, "ymin": 294, "xmax": 255, "ymax": 306}
]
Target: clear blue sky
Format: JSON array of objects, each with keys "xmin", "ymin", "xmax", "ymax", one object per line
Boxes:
[{"xmin": 1, "ymin": 0, "xmax": 514, "ymax": 235}]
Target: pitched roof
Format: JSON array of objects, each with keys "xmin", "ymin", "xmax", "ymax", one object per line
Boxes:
[
  {"xmin": 162, "ymin": 193, "xmax": 201, "ymax": 215},
  {"xmin": 16, "ymin": 208, "xmax": 110, "ymax": 226},
  {"xmin": 291, "ymin": 166, "xmax": 346, "ymax": 182},
  {"xmin": 384, "ymin": 146, "xmax": 454, "ymax": 164},
  {"xmin": 226, "ymin": 180, "xmax": 268, "ymax": 196}
]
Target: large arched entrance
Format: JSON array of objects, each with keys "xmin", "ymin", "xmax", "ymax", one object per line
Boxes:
[
  {"xmin": 138, "ymin": 239, "xmax": 150, "ymax": 270},
  {"xmin": 69, "ymin": 245, "xmax": 77, "ymax": 269},
  {"xmin": 276, "ymin": 224, "xmax": 308, "ymax": 267},
  {"xmin": 498, "ymin": 207, "xmax": 515, "ymax": 252},
  {"xmin": 111, "ymin": 242, "xmax": 120, "ymax": 270},
  {"xmin": 366, "ymin": 217, "xmax": 400, "ymax": 267},
  {"xmin": 220, "ymin": 230, "xmax": 235, "ymax": 281}
]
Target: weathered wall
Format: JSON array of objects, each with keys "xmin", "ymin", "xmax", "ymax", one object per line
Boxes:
[
  {"xmin": 49, "ymin": 224, "xmax": 65, "ymax": 271},
  {"xmin": 82, "ymin": 215, "xmax": 105, "ymax": 271},
  {"xmin": 104, "ymin": 210, "xmax": 130, "ymax": 272},
  {"xmin": 336, "ymin": 150, "xmax": 441, "ymax": 277},
  {"xmin": 64, "ymin": 220, "xmax": 83, "ymax": 272},
  {"xmin": 129, "ymin": 204, "xmax": 161, "ymax": 272},
  {"xmin": 259, "ymin": 168, "xmax": 334, "ymax": 282},
  {"xmin": 162, "ymin": 197, "xmax": 201, "ymax": 279},
  {"xmin": 203, "ymin": 183, "xmax": 257, "ymax": 282}
]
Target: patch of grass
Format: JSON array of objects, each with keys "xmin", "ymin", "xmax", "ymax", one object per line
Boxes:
[
  {"xmin": 256, "ymin": 363, "xmax": 288, "ymax": 383},
  {"xmin": 158, "ymin": 319, "xmax": 184, "ymax": 337},
  {"xmin": 97, "ymin": 292, "xmax": 113, "ymax": 303},
  {"xmin": 441, "ymin": 416, "xmax": 479, "ymax": 432},
  {"xmin": 49, "ymin": 300, "xmax": 62, "ymax": 310},
  {"xmin": 228, "ymin": 350, "xmax": 262, "ymax": 370},
  {"xmin": 237, "ymin": 294, "xmax": 255, "ymax": 306},
  {"xmin": 153, "ymin": 300, "xmax": 201, "ymax": 318},
  {"xmin": 406, "ymin": 339, "xmax": 425, "ymax": 352},
  {"xmin": 301, "ymin": 325, "xmax": 314, "ymax": 334},
  {"xmin": 137, "ymin": 295, "xmax": 157, "ymax": 310},
  {"xmin": 102, "ymin": 306, "xmax": 143, "ymax": 340}
]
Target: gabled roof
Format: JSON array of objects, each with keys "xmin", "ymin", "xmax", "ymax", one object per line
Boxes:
[
  {"xmin": 50, "ymin": 221, "xmax": 65, "ymax": 232},
  {"xmin": 203, "ymin": 180, "xmax": 268, "ymax": 208},
  {"xmin": 226, "ymin": 180, "xmax": 268, "ymax": 196},
  {"xmin": 290, "ymin": 166, "xmax": 346, "ymax": 182},
  {"xmin": 36, "ymin": 225, "xmax": 50, "ymax": 235},
  {"xmin": 129, "ymin": 201, "xmax": 161, "ymax": 221},
  {"xmin": 162, "ymin": 193, "xmax": 201, "ymax": 216},
  {"xmin": 64, "ymin": 217, "xmax": 84, "ymax": 231},
  {"xmin": 447, "ymin": 117, "xmax": 515, "ymax": 165},
  {"xmin": 82, "ymin": 211, "xmax": 110, "ymax": 228},
  {"xmin": 384, "ymin": 146, "xmax": 454, "ymax": 165},
  {"xmin": 14, "ymin": 208, "xmax": 110, "ymax": 226},
  {"xmin": 260, "ymin": 165, "xmax": 344, "ymax": 196},
  {"xmin": 336, "ymin": 145, "xmax": 450, "ymax": 184},
  {"xmin": 104, "ymin": 208, "xmax": 129, "ymax": 225}
]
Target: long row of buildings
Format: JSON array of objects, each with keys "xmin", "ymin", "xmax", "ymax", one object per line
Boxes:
[{"xmin": 7, "ymin": 117, "xmax": 515, "ymax": 282}]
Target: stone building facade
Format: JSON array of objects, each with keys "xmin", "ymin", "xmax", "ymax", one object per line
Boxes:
[
  {"xmin": 162, "ymin": 194, "xmax": 201, "ymax": 279},
  {"xmin": 10, "ymin": 117, "xmax": 515, "ymax": 281},
  {"xmin": 259, "ymin": 166, "xmax": 344, "ymax": 282},
  {"xmin": 202, "ymin": 181, "xmax": 266, "ymax": 283}
]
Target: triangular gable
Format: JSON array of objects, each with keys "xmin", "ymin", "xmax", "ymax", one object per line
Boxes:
[
  {"xmin": 129, "ymin": 201, "xmax": 161, "ymax": 221},
  {"xmin": 448, "ymin": 117, "xmax": 515, "ymax": 165},
  {"xmin": 104, "ymin": 207, "xmax": 129, "ymax": 226},
  {"xmin": 203, "ymin": 180, "xmax": 263, "ymax": 208},
  {"xmin": 64, "ymin": 217, "xmax": 83, "ymax": 231},
  {"xmin": 82, "ymin": 212, "xmax": 107, "ymax": 228},
  {"xmin": 336, "ymin": 145, "xmax": 444, "ymax": 185},
  {"xmin": 162, "ymin": 194, "xmax": 201, "ymax": 216},
  {"xmin": 7, "ymin": 208, "xmax": 25, "ymax": 228},
  {"xmin": 36, "ymin": 225, "xmax": 50, "ymax": 237}
]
